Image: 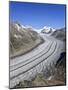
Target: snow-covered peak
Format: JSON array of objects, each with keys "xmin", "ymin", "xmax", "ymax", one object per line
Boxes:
[
  {"xmin": 43, "ymin": 26, "xmax": 51, "ymax": 33},
  {"xmin": 41, "ymin": 26, "xmax": 56, "ymax": 34},
  {"xmin": 15, "ymin": 23, "xmax": 21, "ymax": 31},
  {"xmin": 43, "ymin": 26, "xmax": 55, "ymax": 31},
  {"xmin": 43, "ymin": 26, "xmax": 51, "ymax": 29},
  {"xmin": 15, "ymin": 23, "xmax": 26, "ymax": 29}
]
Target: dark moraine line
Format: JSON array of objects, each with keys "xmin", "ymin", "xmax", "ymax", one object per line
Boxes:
[
  {"xmin": 10, "ymin": 41, "xmax": 57, "ymax": 80},
  {"xmin": 10, "ymin": 41, "xmax": 53, "ymax": 72}
]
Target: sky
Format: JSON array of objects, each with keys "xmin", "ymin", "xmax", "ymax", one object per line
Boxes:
[{"xmin": 9, "ymin": 1, "xmax": 66, "ymax": 29}]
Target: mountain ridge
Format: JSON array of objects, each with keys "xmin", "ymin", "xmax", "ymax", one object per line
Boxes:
[{"xmin": 10, "ymin": 22, "xmax": 44, "ymax": 58}]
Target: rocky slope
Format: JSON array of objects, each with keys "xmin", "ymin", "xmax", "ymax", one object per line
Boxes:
[
  {"xmin": 10, "ymin": 22, "xmax": 44, "ymax": 58},
  {"xmin": 51, "ymin": 28, "xmax": 66, "ymax": 41}
]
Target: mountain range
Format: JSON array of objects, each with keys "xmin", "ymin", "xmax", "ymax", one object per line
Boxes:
[{"xmin": 10, "ymin": 22, "xmax": 66, "ymax": 58}]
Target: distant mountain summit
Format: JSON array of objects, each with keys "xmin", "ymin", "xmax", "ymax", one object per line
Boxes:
[{"xmin": 41, "ymin": 26, "xmax": 55, "ymax": 34}]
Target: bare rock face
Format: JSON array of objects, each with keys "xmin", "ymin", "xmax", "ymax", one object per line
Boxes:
[{"xmin": 10, "ymin": 22, "xmax": 43, "ymax": 58}]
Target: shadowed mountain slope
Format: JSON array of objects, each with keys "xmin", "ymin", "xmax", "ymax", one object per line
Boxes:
[{"xmin": 51, "ymin": 28, "xmax": 66, "ymax": 41}]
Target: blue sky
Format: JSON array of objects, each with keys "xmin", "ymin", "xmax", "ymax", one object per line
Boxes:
[{"xmin": 9, "ymin": 1, "xmax": 66, "ymax": 29}]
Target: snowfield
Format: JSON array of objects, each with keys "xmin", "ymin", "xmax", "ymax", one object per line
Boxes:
[{"xmin": 10, "ymin": 33, "xmax": 65, "ymax": 88}]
